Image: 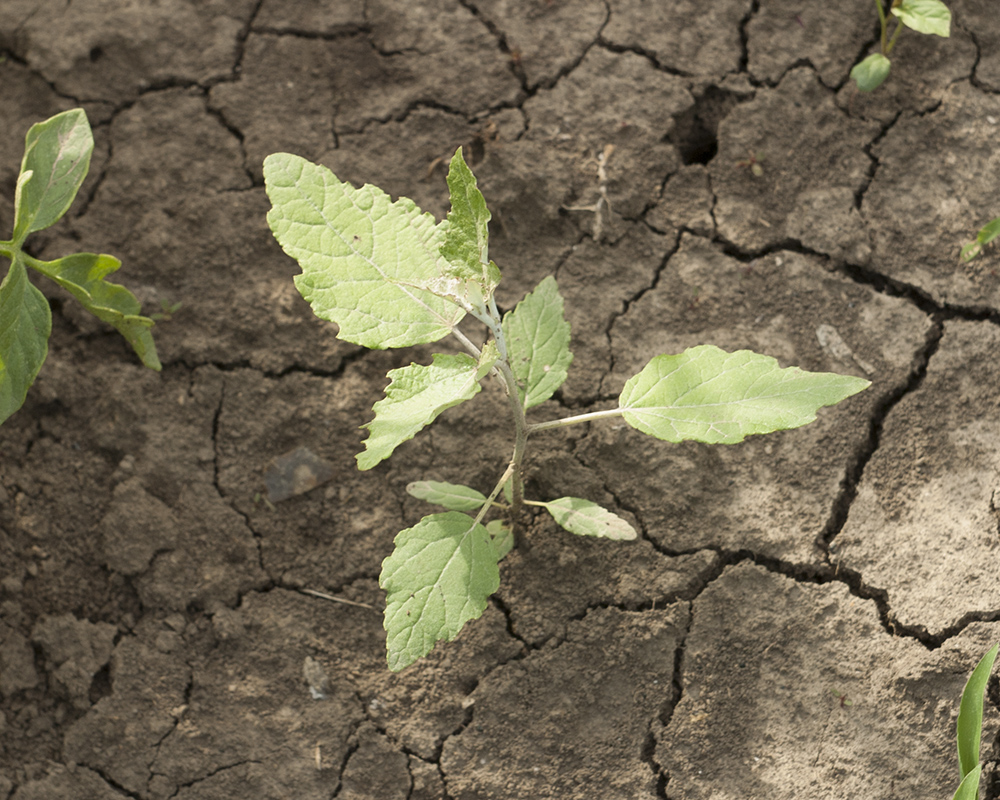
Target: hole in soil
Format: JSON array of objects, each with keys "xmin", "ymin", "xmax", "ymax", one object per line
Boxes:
[
  {"xmin": 668, "ymin": 86, "xmax": 741, "ymax": 166},
  {"xmin": 89, "ymin": 662, "xmax": 112, "ymax": 704},
  {"xmin": 89, "ymin": 47, "xmax": 104, "ymax": 63}
]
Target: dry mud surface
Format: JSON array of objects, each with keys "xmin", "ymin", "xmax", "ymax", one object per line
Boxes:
[{"xmin": 1, "ymin": 2, "xmax": 1000, "ymax": 798}]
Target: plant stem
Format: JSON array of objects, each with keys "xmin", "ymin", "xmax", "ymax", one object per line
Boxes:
[
  {"xmin": 875, "ymin": 0, "xmax": 888, "ymax": 52},
  {"xmin": 527, "ymin": 407, "xmax": 624, "ymax": 434}
]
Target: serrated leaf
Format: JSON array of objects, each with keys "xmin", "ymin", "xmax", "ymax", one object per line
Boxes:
[
  {"xmin": 502, "ymin": 275, "xmax": 573, "ymax": 409},
  {"xmin": 440, "ymin": 148, "xmax": 496, "ymax": 289},
  {"xmin": 407, "ymin": 480, "xmax": 489, "ymax": 511},
  {"xmin": 893, "ymin": 0, "xmax": 951, "ymax": 37},
  {"xmin": 486, "ymin": 519, "xmax": 514, "ymax": 559},
  {"xmin": 851, "ymin": 53, "xmax": 892, "ymax": 92},
  {"xmin": 957, "ymin": 643, "xmax": 998, "ymax": 780},
  {"xmin": 27, "ymin": 253, "xmax": 160, "ymax": 370},
  {"xmin": 380, "ymin": 512, "xmax": 500, "ymax": 671},
  {"xmin": 263, "ymin": 152, "xmax": 465, "ymax": 349},
  {"xmin": 539, "ymin": 497, "xmax": 637, "ymax": 540},
  {"xmin": 12, "ymin": 109, "xmax": 93, "ymax": 246},
  {"xmin": 0, "ymin": 256, "xmax": 51, "ymax": 425},
  {"xmin": 619, "ymin": 345, "xmax": 870, "ymax": 444},
  {"xmin": 952, "ymin": 765, "xmax": 982, "ymax": 800},
  {"xmin": 358, "ymin": 352, "xmax": 494, "ymax": 470}
]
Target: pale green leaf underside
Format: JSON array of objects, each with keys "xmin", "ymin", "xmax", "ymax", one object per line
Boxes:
[
  {"xmin": 893, "ymin": 0, "xmax": 951, "ymax": 37},
  {"xmin": 503, "ymin": 275, "xmax": 573, "ymax": 409},
  {"xmin": 619, "ymin": 345, "xmax": 870, "ymax": 444},
  {"xmin": 263, "ymin": 153, "xmax": 465, "ymax": 349},
  {"xmin": 851, "ymin": 53, "xmax": 891, "ymax": 92},
  {"xmin": 380, "ymin": 512, "xmax": 500, "ymax": 671},
  {"xmin": 12, "ymin": 108, "xmax": 93, "ymax": 245},
  {"xmin": 27, "ymin": 253, "xmax": 160, "ymax": 370},
  {"xmin": 407, "ymin": 480, "xmax": 488, "ymax": 511},
  {"xmin": 358, "ymin": 353, "xmax": 489, "ymax": 470},
  {"xmin": 0, "ymin": 256, "xmax": 51, "ymax": 425},
  {"xmin": 957, "ymin": 643, "xmax": 998, "ymax": 780},
  {"xmin": 539, "ymin": 497, "xmax": 637, "ymax": 541}
]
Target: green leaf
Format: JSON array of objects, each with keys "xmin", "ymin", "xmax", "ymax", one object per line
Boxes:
[
  {"xmin": 536, "ymin": 496, "xmax": 637, "ymax": 540},
  {"xmin": 263, "ymin": 153, "xmax": 466, "ymax": 349},
  {"xmin": 380, "ymin": 512, "xmax": 500, "ymax": 671},
  {"xmin": 27, "ymin": 253, "xmax": 160, "ymax": 371},
  {"xmin": 486, "ymin": 519, "xmax": 514, "ymax": 560},
  {"xmin": 976, "ymin": 217, "xmax": 1000, "ymax": 247},
  {"xmin": 957, "ymin": 643, "xmax": 998, "ymax": 780},
  {"xmin": 964, "ymin": 216, "xmax": 1000, "ymax": 261},
  {"xmin": 12, "ymin": 109, "xmax": 93, "ymax": 246},
  {"xmin": 851, "ymin": 53, "xmax": 892, "ymax": 92},
  {"xmin": 618, "ymin": 345, "xmax": 870, "ymax": 444},
  {"xmin": 358, "ymin": 351, "xmax": 495, "ymax": 470},
  {"xmin": 893, "ymin": 0, "xmax": 951, "ymax": 37},
  {"xmin": 0, "ymin": 256, "xmax": 52, "ymax": 425},
  {"xmin": 952, "ymin": 764, "xmax": 982, "ymax": 800},
  {"xmin": 502, "ymin": 275, "xmax": 573, "ymax": 409},
  {"xmin": 407, "ymin": 480, "xmax": 489, "ymax": 511},
  {"xmin": 440, "ymin": 148, "xmax": 498, "ymax": 288}
]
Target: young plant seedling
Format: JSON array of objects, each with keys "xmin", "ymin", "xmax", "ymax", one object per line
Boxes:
[
  {"xmin": 951, "ymin": 643, "xmax": 998, "ymax": 800},
  {"xmin": 851, "ymin": 0, "xmax": 951, "ymax": 91},
  {"xmin": 263, "ymin": 148, "xmax": 870, "ymax": 670},
  {"xmin": 960, "ymin": 216, "xmax": 1000, "ymax": 263},
  {"xmin": 0, "ymin": 109, "xmax": 160, "ymax": 425}
]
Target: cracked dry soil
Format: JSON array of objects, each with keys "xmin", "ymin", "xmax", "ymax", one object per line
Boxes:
[{"xmin": 1, "ymin": 1, "xmax": 1000, "ymax": 798}]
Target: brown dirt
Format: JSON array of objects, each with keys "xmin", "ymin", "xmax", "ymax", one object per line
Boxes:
[{"xmin": 1, "ymin": 1, "xmax": 999, "ymax": 798}]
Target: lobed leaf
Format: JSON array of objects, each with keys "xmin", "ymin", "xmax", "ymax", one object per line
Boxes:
[
  {"xmin": 407, "ymin": 480, "xmax": 489, "ymax": 511},
  {"xmin": 893, "ymin": 0, "xmax": 951, "ymax": 37},
  {"xmin": 0, "ymin": 256, "xmax": 52, "ymax": 425},
  {"xmin": 538, "ymin": 496, "xmax": 637, "ymax": 540},
  {"xmin": 851, "ymin": 53, "xmax": 892, "ymax": 92},
  {"xmin": 957, "ymin": 643, "xmax": 998, "ymax": 780},
  {"xmin": 619, "ymin": 345, "xmax": 870, "ymax": 444},
  {"xmin": 11, "ymin": 109, "xmax": 93, "ymax": 246},
  {"xmin": 502, "ymin": 275, "xmax": 573, "ymax": 409},
  {"xmin": 27, "ymin": 253, "xmax": 160, "ymax": 370},
  {"xmin": 263, "ymin": 153, "xmax": 465, "ymax": 349},
  {"xmin": 380, "ymin": 512, "xmax": 500, "ymax": 671},
  {"xmin": 357, "ymin": 351, "xmax": 495, "ymax": 470}
]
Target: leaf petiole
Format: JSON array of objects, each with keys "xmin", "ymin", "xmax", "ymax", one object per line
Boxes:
[{"xmin": 528, "ymin": 408, "xmax": 625, "ymax": 434}]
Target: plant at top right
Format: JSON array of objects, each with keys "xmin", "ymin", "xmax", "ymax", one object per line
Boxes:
[
  {"xmin": 263, "ymin": 147, "xmax": 871, "ymax": 671},
  {"xmin": 951, "ymin": 644, "xmax": 998, "ymax": 800},
  {"xmin": 851, "ymin": 0, "xmax": 951, "ymax": 92}
]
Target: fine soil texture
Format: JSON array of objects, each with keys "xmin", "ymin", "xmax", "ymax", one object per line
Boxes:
[{"xmin": 2, "ymin": 2, "xmax": 1000, "ymax": 799}]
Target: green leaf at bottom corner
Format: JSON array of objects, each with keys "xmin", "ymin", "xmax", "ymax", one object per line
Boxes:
[
  {"xmin": 951, "ymin": 765, "xmax": 982, "ymax": 800},
  {"xmin": 541, "ymin": 497, "xmax": 637, "ymax": 541},
  {"xmin": 851, "ymin": 53, "xmax": 891, "ymax": 92},
  {"xmin": 0, "ymin": 257, "xmax": 52, "ymax": 425},
  {"xmin": 956, "ymin": 643, "xmax": 999, "ymax": 780},
  {"xmin": 379, "ymin": 512, "xmax": 500, "ymax": 671},
  {"xmin": 28, "ymin": 252, "xmax": 160, "ymax": 370}
]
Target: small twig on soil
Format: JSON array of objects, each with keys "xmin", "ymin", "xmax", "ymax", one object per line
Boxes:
[{"xmin": 301, "ymin": 588, "xmax": 377, "ymax": 611}]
